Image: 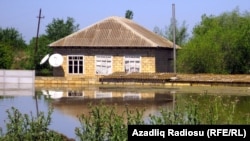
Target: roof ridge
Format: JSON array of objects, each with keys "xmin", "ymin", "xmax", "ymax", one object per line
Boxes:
[
  {"xmin": 49, "ymin": 17, "xmax": 112, "ymax": 46},
  {"xmin": 113, "ymin": 17, "xmax": 158, "ymax": 47},
  {"xmin": 49, "ymin": 16, "xmax": 180, "ymax": 48}
]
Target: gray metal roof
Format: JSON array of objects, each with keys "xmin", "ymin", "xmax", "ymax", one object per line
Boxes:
[{"xmin": 49, "ymin": 16, "xmax": 180, "ymax": 48}]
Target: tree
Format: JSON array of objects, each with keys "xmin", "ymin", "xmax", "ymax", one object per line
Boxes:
[
  {"xmin": 153, "ymin": 20, "xmax": 189, "ymax": 46},
  {"xmin": 0, "ymin": 43, "xmax": 13, "ymax": 69},
  {"xmin": 46, "ymin": 17, "xmax": 79, "ymax": 41},
  {"xmin": 26, "ymin": 35, "xmax": 52, "ymax": 72},
  {"xmin": 125, "ymin": 10, "xmax": 134, "ymax": 19},
  {"xmin": 25, "ymin": 17, "xmax": 80, "ymax": 74},
  {"xmin": 0, "ymin": 27, "xmax": 26, "ymax": 49},
  {"xmin": 0, "ymin": 27, "xmax": 27, "ymax": 69},
  {"xmin": 177, "ymin": 8, "xmax": 250, "ymax": 74}
]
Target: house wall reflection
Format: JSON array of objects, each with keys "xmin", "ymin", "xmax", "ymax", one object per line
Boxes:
[{"xmin": 36, "ymin": 85, "xmax": 175, "ymax": 119}]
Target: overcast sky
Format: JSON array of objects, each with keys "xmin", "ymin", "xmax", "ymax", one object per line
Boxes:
[{"xmin": 1, "ymin": 0, "xmax": 249, "ymax": 43}]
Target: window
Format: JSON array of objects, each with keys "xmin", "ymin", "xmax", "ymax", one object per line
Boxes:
[
  {"xmin": 95, "ymin": 55, "xmax": 112, "ymax": 75},
  {"xmin": 124, "ymin": 56, "xmax": 141, "ymax": 73},
  {"xmin": 123, "ymin": 92, "xmax": 141, "ymax": 101},
  {"xmin": 68, "ymin": 56, "xmax": 83, "ymax": 74},
  {"xmin": 95, "ymin": 91, "xmax": 112, "ymax": 99},
  {"xmin": 68, "ymin": 90, "xmax": 84, "ymax": 97}
]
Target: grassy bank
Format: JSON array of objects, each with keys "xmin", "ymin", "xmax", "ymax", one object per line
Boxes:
[{"xmin": 0, "ymin": 94, "xmax": 249, "ymax": 141}]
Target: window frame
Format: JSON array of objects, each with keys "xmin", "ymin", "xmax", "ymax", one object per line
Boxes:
[
  {"xmin": 94, "ymin": 91, "xmax": 112, "ymax": 99},
  {"xmin": 67, "ymin": 90, "xmax": 84, "ymax": 97},
  {"xmin": 67, "ymin": 55, "xmax": 84, "ymax": 74},
  {"xmin": 124, "ymin": 55, "xmax": 141, "ymax": 73},
  {"xmin": 95, "ymin": 55, "xmax": 113, "ymax": 75},
  {"xmin": 123, "ymin": 92, "xmax": 141, "ymax": 101}
]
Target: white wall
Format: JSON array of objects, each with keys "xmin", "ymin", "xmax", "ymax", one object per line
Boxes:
[{"xmin": 0, "ymin": 70, "xmax": 35, "ymax": 96}]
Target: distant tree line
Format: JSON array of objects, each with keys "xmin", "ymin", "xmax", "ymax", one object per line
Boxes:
[
  {"xmin": 0, "ymin": 28, "xmax": 26, "ymax": 69},
  {"xmin": 0, "ymin": 17, "xmax": 79, "ymax": 75},
  {"xmin": 0, "ymin": 8, "xmax": 250, "ymax": 74},
  {"xmin": 177, "ymin": 8, "xmax": 250, "ymax": 74},
  {"xmin": 153, "ymin": 20, "xmax": 189, "ymax": 47},
  {"xmin": 154, "ymin": 8, "xmax": 250, "ymax": 74}
]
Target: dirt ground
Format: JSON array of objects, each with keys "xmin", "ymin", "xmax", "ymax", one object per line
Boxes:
[
  {"xmin": 170, "ymin": 73, "xmax": 250, "ymax": 96},
  {"xmin": 176, "ymin": 73, "xmax": 250, "ymax": 82}
]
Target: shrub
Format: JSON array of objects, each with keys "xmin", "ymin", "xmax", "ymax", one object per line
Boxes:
[
  {"xmin": 0, "ymin": 107, "xmax": 68, "ymax": 141},
  {"xmin": 75, "ymin": 103, "xmax": 145, "ymax": 141}
]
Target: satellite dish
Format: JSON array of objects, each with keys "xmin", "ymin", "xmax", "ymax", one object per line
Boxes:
[
  {"xmin": 49, "ymin": 53, "xmax": 64, "ymax": 67},
  {"xmin": 41, "ymin": 90, "xmax": 48, "ymax": 95},
  {"xmin": 40, "ymin": 54, "xmax": 50, "ymax": 65},
  {"xmin": 48, "ymin": 90, "xmax": 63, "ymax": 99}
]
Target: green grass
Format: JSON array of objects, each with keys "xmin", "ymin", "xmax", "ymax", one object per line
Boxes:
[{"xmin": 0, "ymin": 95, "xmax": 249, "ymax": 141}]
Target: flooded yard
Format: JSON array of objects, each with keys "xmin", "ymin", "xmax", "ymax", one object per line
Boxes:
[{"xmin": 1, "ymin": 84, "xmax": 250, "ymax": 139}]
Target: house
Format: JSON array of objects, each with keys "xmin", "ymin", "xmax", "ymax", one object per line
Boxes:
[{"xmin": 49, "ymin": 16, "xmax": 180, "ymax": 78}]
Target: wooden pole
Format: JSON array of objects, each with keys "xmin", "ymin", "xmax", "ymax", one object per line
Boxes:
[
  {"xmin": 34, "ymin": 8, "xmax": 44, "ymax": 117},
  {"xmin": 172, "ymin": 4, "xmax": 176, "ymax": 74},
  {"xmin": 34, "ymin": 8, "xmax": 44, "ymax": 60}
]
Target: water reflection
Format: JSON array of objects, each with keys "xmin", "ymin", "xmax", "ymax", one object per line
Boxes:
[
  {"xmin": 1, "ymin": 84, "xmax": 250, "ymax": 139},
  {"xmin": 38, "ymin": 85, "xmax": 175, "ymax": 119}
]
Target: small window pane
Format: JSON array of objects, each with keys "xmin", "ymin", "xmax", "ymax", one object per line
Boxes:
[
  {"xmin": 79, "ymin": 66, "xmax": 83, "ymax": 73},
  {"xmin": 124, "ymin": 56, "xmax": 140, "ymax": 73},
  {"xmin": 69, "ymin": 61, "xmax": 72, "ymax": 65},
  {"xmin": 95, "ymin": 55, "xmax": 112, "ymax": 75},
  {"xmin": 69, "ymin": 66, "xmax": 72, "ymax": 73},
  {"xmin": 68, "ymin": 56, "xmax": 84, "ymax": 74},
  {"xmin": 74, "ymin": 61, "xmax": 78, "ymax": 65},
  {"xmin": 79, "ymin": 61, "xmax": 83, "ymax": 65},
  {"xmin": 74, "ymin": 66, "xmax": 78, "ymax": 73}
]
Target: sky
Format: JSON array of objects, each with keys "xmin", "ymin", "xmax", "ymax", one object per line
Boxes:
[{"xmin": 0, "ymin": 0, "xmax": 249, "ymax": 43}]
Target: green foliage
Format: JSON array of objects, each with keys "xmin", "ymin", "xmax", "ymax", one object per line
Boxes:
[
  {"xmin": 24, "ymin": 17, "xmax": 79, "ymax": 73},
  {"xmin": 0, "ymin": 94, "xmax": 249, "ymax": 141},
  {"xmin": 0, "ymin": 44, "xmax": 13, "ymax": 69},
  {"xmin": 0, "ymin": 27, "xmax": 26, "ymax": 49},
  {"xmin": 149, "ymin": 94, "xmax": 246, "ymax": 125},
  {"xmin": 0, "ymin": 17, "xmax": 79, "ymax": 70},
  {"xmin": 0, "ymin": 107, "xmax": 67, "ymax": 141},
  {"xmin": 46, "ymin": 17, "xmax": 79, "ymax": 41},
  {"xmin": 36, "ymin": 68, "xmax": 53, "ymax": 76},
  {"xmin": 0, "ymin": 27, "xmax": 27, "ymax": 69},
  {"xmin": 75, "ymin": 95, "xmax": 248, "ymax": 141},
  {"xmin": 177, "ymin": 8, "xmax": 250, "ymax": 74},
  {"xmin": 26, "ymin": 35, "xmax": 53, "ymax": 72},
  {"xmin": 153, "ymin": 20, "xmax": 189, "ymax": 46},
  {"xmin": 125, "ymin": 10, "xmax": 134, "ymax": 20},
  {"xmin": 177, "ymin": 36, "xmax": 225, "ymax": 73},
  {"xmin": 75, "ymin": 103, "xmax": 144, "ymax": 141}
]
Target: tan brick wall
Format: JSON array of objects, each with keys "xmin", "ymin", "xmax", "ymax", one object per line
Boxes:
[
  {"xmin": 52, "ymin": 48, "xmax": 172, "ymax": 77},
  {"xmin": 141, "ymin": 56, "xmax": 155, "ymax": 73},
  {"xmin": 85, "ymin": 56, "xmax": 95, "ymax": 77},
  {"xmin": 113, "ymin": 56, "xmax": 124, "ymax": 72}
]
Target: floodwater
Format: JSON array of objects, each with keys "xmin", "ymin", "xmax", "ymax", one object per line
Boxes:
[{"xmin": 1, "ymin": 84, "xmax": 250, "ymax": 139}]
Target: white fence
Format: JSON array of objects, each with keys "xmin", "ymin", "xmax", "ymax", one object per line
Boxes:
[{"xmin": 0, "ymin": 70, "xmax": 35, "ymax": 96}]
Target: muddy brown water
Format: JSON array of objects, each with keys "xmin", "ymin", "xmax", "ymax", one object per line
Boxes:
[{"xmin": 1, "ymin": 84, "xmax": 250, "ymax": 139}]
